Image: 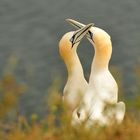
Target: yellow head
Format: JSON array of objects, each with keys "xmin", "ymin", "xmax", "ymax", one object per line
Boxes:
[
  {"xmin": 59, "ymin": 31, "xmax": 77, "ymax": 61},
  {"xmin": 88, "ymin": 27, "xmax": 112, "ymax": 57},
  {"xmin": 59, "ymin": 23, "xmax": 93, "ymax": 62}
]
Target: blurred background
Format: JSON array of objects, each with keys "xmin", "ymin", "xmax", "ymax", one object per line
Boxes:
[{"xmin": 0, "ymin": 0, "xmax": 140, "ymax": 117}]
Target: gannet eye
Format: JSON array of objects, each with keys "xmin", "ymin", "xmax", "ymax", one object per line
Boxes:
[
  {"xmin": 88, "ymin": 31, "xmax": 93, "ymax": 39},
  {"xmin": 70, "ymin": 34, "xmax": 75, "ymax": 43},
  {"xmin": 69, "ymin": 34, "xmax": 76, "ymax": 48}
]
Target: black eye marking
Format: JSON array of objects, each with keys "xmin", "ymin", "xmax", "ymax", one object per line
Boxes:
[
  {"xmin": 70, "ymin": 34, "xmax": 75, "ymax": 43},
  {"xmin": 88, "ymin": 30, "xmax": 93, "ymax": 39},
  {"xmin": 88, "ymin": 31, "xmax": 94, "ymax": 43}
]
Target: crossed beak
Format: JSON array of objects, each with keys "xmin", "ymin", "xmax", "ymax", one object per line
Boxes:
[
  {"xmin": 70, "ymin": 23, "xmax": 93, "ymax": 47},
  {"xmin": 66, "ymin": 19, "xmax": 94, "ymax": 41}
]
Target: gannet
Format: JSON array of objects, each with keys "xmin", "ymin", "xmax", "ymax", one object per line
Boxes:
[
  {"xmin": 67, "ymin": 19, "xmax": 125, "ymax": 127},
  {"xmin": 59, "ymin": 23, "xmax": 93, "ymax": 112}
]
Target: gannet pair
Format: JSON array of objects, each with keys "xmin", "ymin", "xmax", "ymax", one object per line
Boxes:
[{"xmin": 59, "ymin": 19, "xmax": 125, "ymax": 127}]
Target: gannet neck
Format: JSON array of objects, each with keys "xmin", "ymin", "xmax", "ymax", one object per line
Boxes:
[
  {"xmin": 65, "ymin": 51, "xmax": 84, "ymax": 79},
  {"xmin": 90, "ymin": 27, "xmax": 112, "ymax": 73},
  {"xmin": 92, "ymin": 44, "xmax": 112, "ymax": 72}
]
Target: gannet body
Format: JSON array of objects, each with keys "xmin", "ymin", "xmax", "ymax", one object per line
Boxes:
[
  {"xmin": 67, "ymin": 19, "xmax": 125, "ymax": 127},
  {"xmin": 59, "ymin": 24, "xmax": 93, "ymax": 112}
]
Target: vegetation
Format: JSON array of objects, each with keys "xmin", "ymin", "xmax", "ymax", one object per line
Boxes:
[{"xmin": 0, "ymin": 69, "xmax": 140, "ymax": 140}]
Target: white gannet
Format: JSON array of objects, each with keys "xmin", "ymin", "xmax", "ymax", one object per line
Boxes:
[
  {"xmin": 67, "ymin": 19, "xmax": 125, "ymax": 127},
  {"xmin": 59, "ymin": 23, "xmax": 93, "ymax": 112}
]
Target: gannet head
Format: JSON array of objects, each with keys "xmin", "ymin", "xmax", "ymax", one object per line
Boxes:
[
  {"xmin": 59, "ymin": 23, "xmax": 93, "ymax": 60},
  {"xmin": 87, "ymin": 27, "xmax": 111, "ymax": 48}
]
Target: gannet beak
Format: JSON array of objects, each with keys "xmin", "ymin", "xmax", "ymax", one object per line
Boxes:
[
  {"xmin": 70, "ymin": 23, "xmax": 93, "ymax": 47},
  {"xmin": 66, "ymin": 18, "xmax": 94, "ymax": 40}
]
